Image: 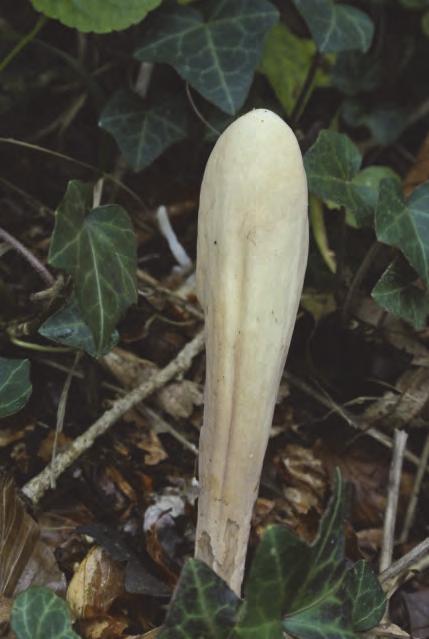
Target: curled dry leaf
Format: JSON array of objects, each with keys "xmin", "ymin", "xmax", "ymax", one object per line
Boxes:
[
  {"xmin": 404, "ymin": 132, "xmax": 429, "ymax": 196},
  {"xmin": 67, "ymin": 546, "xmax": 125, "ymax": 619},
  {"xmin": 77, "ymin": 616, "xmax": 129, "ymax": 639},
  {"xmin": 102, "ymin": 348, "xmax": 157, "ymax": 388},
  {"xmin": 156, "ymin": 380, "xmax": 203, "ymax": 420}
]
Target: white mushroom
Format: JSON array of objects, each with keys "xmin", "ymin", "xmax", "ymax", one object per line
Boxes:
[{"xmin": 195, "ymin": 109, "xmax": 309, "ymax": 595}]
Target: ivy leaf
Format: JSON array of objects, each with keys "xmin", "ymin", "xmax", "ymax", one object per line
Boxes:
[
  {"xmin": 236, "ymin": 470, "xmax": 347, "ymax": 638},
  {"xmin": 0, "ymin": 358, "xmax": 32, "ymax": 418},
  {"xmin": 342, "ymin": 100, "xmax": 409, "ymax": 146},
  {"xmin": 48, "ymin": 181, "xmax": 137, "ymax": 357},
  {"xmin": 157, "ymin": 559, "xmax": 240, "ymax": 639},
  {"xmin": 134, "ymin": 0, "xmax": 279, "ymax": 114},
  {"xmin": 99, "ymin": 90, "xmax": 189, "ymax": 171},
  {"xmin": 304, "ymin": 130, "xmax": 371, "ymax": 223},
  {"xmin": 350, "ymin": 166, "xmax": 401, "ymax": 227},
  {"xmin": 11, "ymin": 586, "xmax": 80, "ymax": 639},
  {"xmin": 372, "ymin": 258, "xmax": 429, "ymax": 330},
  {"xmin": 260, "ymin": 23, "xmax": 329, "ymax": 115},
  {"xmin": 332, "ymin": 50, "xmax": 382, "ymax": 96},
  {"xmin": 346, "ymin": 561, "xmax": 386, "ymax": 632},
  {"xmin": 292, "ymin": 0, "xmax": 374, "ymax": 53},
  {"xmin": 30, "ymin": 0, "xmax": 161, "ymax": 33},
  {"xmin": 375, "ymin": 179, "xmax": 429, "ymax": 283},
  {"xmin": 39, "ymin": 298, "xmax": 119, "ymax": 358}
]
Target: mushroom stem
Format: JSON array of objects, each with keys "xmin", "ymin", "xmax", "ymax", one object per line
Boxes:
[{"xmin": 195, "ymin": 109, "xmax": 309, "ymax": 595}]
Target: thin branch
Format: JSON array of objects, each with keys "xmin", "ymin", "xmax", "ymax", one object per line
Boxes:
[
  {"xmin": 0, "ymin": 226, "xmax": 54, "ymax": 285},
  {"xmin": 0, "ymin": 15, "xmax": 46, "ymax": 73},
  {"xmin": 342, "ymin": 241, "xmax": 384, "ymax": 323},
  {"xmin": 380, "ymin": 535, "xmax": 429, "ymax": 592},
  {"xmin": 399, "ymin": 432, "xmax": 429, "ymax": 543},
  {"xmin": 22, "ymin": 331, "xmax": 205, "ymax": 504},
  {"xmin": 379, "ymin": 430, "xmax": 408, "ymax": 572},
  {"xmin": 285, "ymin": 373, "xmax": 421, "ymax": 468},
  {"xmin": 290, "ymin": 51, "xmax": 322, "ymax": 125},
  {"xmin": 186, "ymin": 83, "xmax": 221, "ymax": 137}
]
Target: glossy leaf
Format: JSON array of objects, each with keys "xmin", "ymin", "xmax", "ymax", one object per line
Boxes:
[
  {"xmin": 346, "ymin": 561, "xmax": 386, "ymax": 632},
  {"xmin": 39, "ymin": 298, "xmax": 118, "ymax": 358},
  {"xmin": 0, "ymin": 358, "xmax": 32, "ymax": 419},
  {"xmin": 30, "ymin": 0, "xmax": 161, "ymax": 34},
  {"xmin": 135, "ymin": 0, "xmax": 279, "ymax": 114},
  {"xmin": 11, "ymin": 587, "xmax": 80, "ymax": 639},
  {"xmin": 351, "ymin": 166, "xmax": 400, "ymax": 227},
  {"xmin": 375, "ymin": 179, "xmax": 429, "ymax": 283},
  {"xmin": 372, "ymin": 258, "xmax": 429, "ymax": 329},
  {"xmin": 260, "ymin": 23, "xmax": 328, "ymax": 115},
  {"xmin": 304, "ymin": 130, "xmax": 370, "ymax": 223},
  {"xmin": 292, "ymin": 0, "xmax": 374, "ymax": 53},
  {"xmin": 49, "ymin": 181, "xmax": 137, "ymax": 357},
  {"xmin": 99, "ymin": 90, "xmax": 189, "ymax": 171},
  {"xmin": 157, "ymin": 559, "xmax": 240, "ymax": 639}
]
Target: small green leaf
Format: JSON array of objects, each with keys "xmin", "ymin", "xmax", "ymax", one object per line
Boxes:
[
  {"xmin": 260, "ymin": 23, "xmax": 328, "ymax": 115},
  {"xmin": 135, "ymin": 0, "xmax": 279, "ymax": 114},
  {"xmin": 11, "ymin": 586, "xmax": 80, "ymax": 639},
  {"xmin": 30, "ymin": 0, "xmax": 161, "ymax": 33},
  {"xmin": 292, "ymin": 0, "xmax": 374, "ymax": 53},
  {"xmin": 342, "ymin": 100, "xmax": 409, "ymax": 146},
  {"xmin": 375, "ymin": 179, "xmax": 429, "ymax": 283},
  {"xmin": 49, "ymin": 181, "xmax": 137, "ymax": 357},
  {"xmin": 372, "ymin": 258, "xmax": 429, "ymax": 330},
  {"xmin": 99, "ymin": 90, "xmax": 189, "ymax": 171},
  {"xmin": 346, "ymin": 561, "xmax": 386, "ymax": 631},
  {"xmin": 351, "ymin": 166, "xmax": 400, "ymax": 227},
  {"xmin": 39, "ymin": 298, "xmax": 119, "ymax": 358},
  {"xmin": 304, "ymin": 130, "xmax": 370, "ymax": 223},
  {"xmin": 158, "ymin": 559, "xmax": 240, "ymax": 639},
  {"xmin": 0, "ymin": 358, "xmax": 32, "ymax": 418}
]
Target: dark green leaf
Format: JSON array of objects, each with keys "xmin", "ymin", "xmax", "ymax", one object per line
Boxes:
[
  {"xmin": 346, "ymin": 561, "xmax": 386, "ymax": 631},
  {"xmin": 30, "ymin": 0, "xmax": 161, "ymax": 33},
  {"xmin": 375, "ymin": 179, "xmax": 429, "ymax": 283},
  {"xmin": 260, "ymin": 24, "xmax": 329, "ymax": 115},
  {"xmin": 0, "ymin": 358, "xmax": 32, "ymax": 418},
  {"xmin": 398, "ymin": 0, "xmax": 429, "ymax": 8},
  {"xmin": 99, "ymin": 90, "xmax": 189, "ymax": 171},
  {"xmin": 158, "ymin": 559, "xmax": 240, "ymax": 639},
  {"xmin": 372, "ymin": 258, "xmax": 429, "ymax": 329},
  {"xmin": 134, "ymin": 0, "xmax": 279, "ymax": 114},
  {"xmin": 351, "ymin": 166, "xmax": 400, "ymax": 227},
  {"xmin": 304, "ymin": 130, "xmax": 370, "ymax": 223},
  {"xmin": 332, "ymin": 51, "xmax": 382, "ymax": 96},
  {"xmin": 39, "ymin": 297, "xmax": 118, "ymax": 358},
  {"xmin": 11, "ymin": 586, "xmax": 80, "ymax": 639},
  {"xmin": 292, "ymin": 0, "xmax": 374, "ymax": 53},
  {"xmin": 49, "ymin": 181, "xmax": 137, "ymax": 357},
  {"xmin": 30, "ymin": 0, "xmax": 160, "ymax": 33},
  {"xmin": 342, "ymin": 100, "xmax": 409, "ymax": 146},
  {"xmin": 236, "ymin": 470, "xmax": 347, "ymax": 639}
]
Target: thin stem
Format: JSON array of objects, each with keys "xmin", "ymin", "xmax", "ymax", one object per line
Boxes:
[
  {"xmin": 0, "ymin": 15, "xmax": 47, "ymax": 74},
  {"xmin": 0, "ymin": 226, "xmax": 54, "ymax": 285},
  {"xmin": 399, "ymin": 432, "xmax": 429, "ymax": 543},
  {"xmin": 186, "ymin": 83, "xmax": 221, "ymax": 137},
  {"xmin": 290, "ymin": 52, "xmax": 322, "ymax": 125},
  {"xmin": 342, "ymin": 241, "xmax": 384, "ymax": 323},
  {"xmin": 379, "ymin": 430, "xmax": 408, "ymax": 573}
]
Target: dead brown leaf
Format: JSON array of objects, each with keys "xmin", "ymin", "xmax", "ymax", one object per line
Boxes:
[
  {"xmin": 404, "ymin": 133, "xmax": 429, "ymax": 196},
  {"xmin": 67, "ymin": 546, "xmax": 125, "ymax": 619}
]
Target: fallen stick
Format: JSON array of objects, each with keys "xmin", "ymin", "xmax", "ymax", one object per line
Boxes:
[{"xmin": 23, "ymin": 331, "xmax": 204, "ymax": 505}]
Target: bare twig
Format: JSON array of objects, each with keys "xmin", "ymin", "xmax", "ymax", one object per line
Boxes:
[
  {"xmin": 0, "ymin": 226, "xmax": 54, "ymax": 286},
  {"xmin": 50, "ymin": 352, "xmax": 81, "ymax": 489},
  {"xmin": 285, "ymin": 373, "xmax": 421, "ymax": 467},
  {"xmin": 379, "ymin": 430, "xmax": 408, "ymax": 572},
  {"xmin": 22, "ymin": 331, "xmax": 204, "ymax": 504},
  {"xmin": 400, "ymin": 432, "xmax": 429, "ymax": 543},
  {"xmin": 380, "ymin": 535, "xmax": 429, "ymax": 593},
  {"xmin": 139, "ymin": 405, "xmax": 198, "ymax": 456}
]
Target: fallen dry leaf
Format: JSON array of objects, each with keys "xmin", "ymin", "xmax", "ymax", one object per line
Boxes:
[{"xmin": 67, "ymin": 546, "xmax": 125, "ymax": 619}]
